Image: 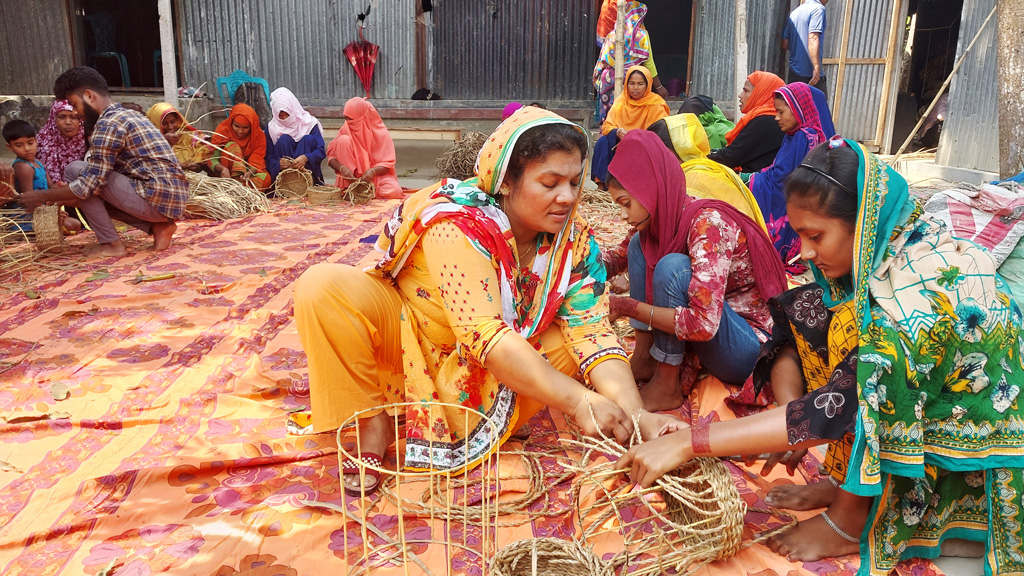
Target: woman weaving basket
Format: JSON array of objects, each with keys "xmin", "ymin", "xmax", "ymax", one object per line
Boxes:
[
  {"xmin": 265, "ymin": 87, "xmax": 327, "ymax": 186},
  {"xmin": 209, "ymin": 103, "xmax": 271, "ymax": 191},
  {"xmin": 146, "ymin": 102, "xmax": 211, "ymax": 173},
  {"xmin": 325, "ymin": 97, "xmax": 403, "ymax": 200},
  {"xmin": 616, "ymin": 138, "xmax": 1024, "ymax": 573},
  {"xmin": 295, "ymin": 107, "xmax": 681, "ymax": 496}
]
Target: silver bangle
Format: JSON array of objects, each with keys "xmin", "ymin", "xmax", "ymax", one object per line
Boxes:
[{"xmin": 647, "ymin": 304, "xmax": 655, "ymax": 331}]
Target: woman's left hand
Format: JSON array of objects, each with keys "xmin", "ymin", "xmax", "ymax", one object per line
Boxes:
[
  {"xmin": 615, "ymin": 429, "xmax": 692, "ymax": 488},
  {"xmin": 293, "ymin": 155, "xmax": 308, "ymax": 169},
  {"xmin": 637, "ymin": 410, "xmax": 687, "ymax": 441},
  {"xmin": 607, "ymin": 295, "xmax": 639, "ymax": 324}
]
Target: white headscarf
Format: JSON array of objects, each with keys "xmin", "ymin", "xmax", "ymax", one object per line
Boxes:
[{"xmin": 267, "ymin": 87, "xmax": 323, "ymax": 145}]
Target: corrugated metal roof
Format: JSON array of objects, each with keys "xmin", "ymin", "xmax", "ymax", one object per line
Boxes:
[
  {"xmin": 177, "ymin": 0, "xmax": 416, "ymax": 103},
  {"xmin": 429, "ymin": 0, "xmax": 596, "ymax": 102},
  {"xmin": 0, "ymin": 0, "xmax": 73, "ymax": 95},
  {"xmin": 936, "ymin": 0, "xmax": 997, "ymax": 172}
]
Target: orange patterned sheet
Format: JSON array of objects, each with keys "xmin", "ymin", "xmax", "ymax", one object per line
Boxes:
[{"xmin": 0, "ymin": 202, "xmax": 943, "ymax": 576}]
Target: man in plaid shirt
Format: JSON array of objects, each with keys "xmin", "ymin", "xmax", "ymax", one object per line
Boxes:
[{"xmin": 19, "ymin": 67, "xmax": 188, "ymax": 258}]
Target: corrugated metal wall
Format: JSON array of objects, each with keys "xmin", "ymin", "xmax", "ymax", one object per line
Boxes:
[
  {"xmin": 177, "ymin": 0, "xmax": 416, "ymax": 103},
  {"xmin": 429, "ymin": 0, "xmax": 596, "ymax": 102},
  {"xmin": 688, "ymin": 0, "xmax": 788, "ymax": 111},
  {"xmin": 0, "ymin": 0, "xmax": 74, "ymax": 95},
  {"xmin": 935, "ymin": 0, "xmax": 997, "ymax": 172}
]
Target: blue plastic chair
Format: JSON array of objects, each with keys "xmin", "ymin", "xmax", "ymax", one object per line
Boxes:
[
  {"xmin": 83, "ymin": 13, "xmax": 131, "ymax": 87},
  {"xmin": 216, "ymin": 70, "xmax": 271, "ymax": 108}
]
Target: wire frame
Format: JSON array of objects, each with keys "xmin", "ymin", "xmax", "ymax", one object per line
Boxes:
[{"xmin": 336, "ymin": 401, "xmax": 504, "ymax": 576}]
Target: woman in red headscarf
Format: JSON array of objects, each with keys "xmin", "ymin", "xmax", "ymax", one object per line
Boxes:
[
  {"xmin": 209, "ymin": 103, "xmax": 271, "ymax": 191},
  {"xmin": 604, "ymin": 131, "xmax": 787, "ymax": 413},
  {"xmin": 326, "ymin": 97, "xmax": 403, "ymax": 200},
  {"xmin": 707, "ymin": 71, "xmax": 786, "ymax": 174}
]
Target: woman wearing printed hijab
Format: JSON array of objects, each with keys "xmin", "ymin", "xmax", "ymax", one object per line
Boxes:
[
  {"xmin": 209, "ymin": 103, "xmax": 271, "ymax": 191},
  {"xmin": 266, "ymin": 87, "xmax": 326, "ymax": 185},
  {"xmin": 146, "ymin": 102, "xmax": 211, "ymax": 172},
  {"xmin": 646, "ymin": 113, "xmax": 766, "ymax": 228},
  {"xmin": 708, "ymin": 71, "xmax": 786, "ymax": 173},
  {"xmin": 617, "ymin": 138, "xmax": 1024, "ymax": 572},
  {"xmin": 36, "ymin": 99, "xmax": 86, "ymax": 186},
  {"xmin": 591, "ymin": 65, "xmax": 670, "ymax": 188},
  {"xmin": 747, "ymin": 82, "xmax": 828, "ymax": 275},
  {"xmin": 603, "ymin": 130, "xmax": 786, "ymax": 412},
  {"xmin": 326, "ymin": 97, "xmax": 402, "ymax": 200},
  {"xmin": 295, "ymin": 107, "xmax": 682, "ymax": 496}
]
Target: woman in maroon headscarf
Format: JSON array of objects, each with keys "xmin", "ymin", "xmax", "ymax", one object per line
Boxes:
[{"xmin": 604, "ymin": 131, "xmax": 787, "ymax": 412}]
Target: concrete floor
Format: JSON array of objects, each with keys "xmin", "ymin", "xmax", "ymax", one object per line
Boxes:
[{"xmin": 933, "ymin": 556, "xmax": 983, "ymax": 576}]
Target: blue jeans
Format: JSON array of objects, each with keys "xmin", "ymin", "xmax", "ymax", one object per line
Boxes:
[{"xmin": 627, "ymin": 235, "xmax": 761, "ymax": 384}]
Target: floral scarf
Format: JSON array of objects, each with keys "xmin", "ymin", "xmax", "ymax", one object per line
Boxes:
[
  {"xmin": 373, "ymin": 106, "xmax": 591, "ymax": 339},
  {"xmin": 36, "ymin": 100, "xmax": 85, "ymax": 186}
]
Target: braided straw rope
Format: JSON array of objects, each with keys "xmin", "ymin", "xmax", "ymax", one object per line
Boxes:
[
  {"xmin": 274, "ymin": 163, "xmax": 313, "ymax": 198},
  {"xmin": 490, "ymin": 538, "xmax": 614, "ymax": 576},
  {"xmin": 184, "ymin": 172, "xmax": 272, "ymax": 220}
]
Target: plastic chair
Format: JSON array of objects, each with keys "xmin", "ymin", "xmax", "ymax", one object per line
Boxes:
[
  {"xmin": 83, "ymin": 13, "xmax": 131, "ymax": 88},
  {"xmin": 216, "ymin": 70, "xmax": 271, "ymax": 108}
]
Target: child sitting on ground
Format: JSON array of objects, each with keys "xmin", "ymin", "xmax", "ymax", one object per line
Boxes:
[{"xmin": 4, "ymin": 120, "xmax": 82, "ymax": 234}]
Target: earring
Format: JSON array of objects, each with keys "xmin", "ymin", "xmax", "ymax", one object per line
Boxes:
[{"xmin": 499, "ymin": 185, "xmax": 511, "ymax": 196}]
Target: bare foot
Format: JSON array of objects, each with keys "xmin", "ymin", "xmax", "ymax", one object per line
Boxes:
[
  {"xmin": 343, "ymin": 411, "xmax": 397, "ymax": 493},
  {"xmin": 151, "ymin": 221, "xmax": 177, "ymax": 251},
  {"xmin": 767, "ymin": 489, "xmax": 871, "ymax": 562},
  {"xmin": 640, "ymin": 362, "xmax": 684, "ymax": 412},
  {"xmin": 82, "ymin": 240, "xmax": 128, "ymax": 259},
  {"xmin": 765, "ymin": 478, "xmax": 837, "ymax": 510},
  {"xmin": 631, "ymin": 331, "xmax": 656, "ymax": 382}
]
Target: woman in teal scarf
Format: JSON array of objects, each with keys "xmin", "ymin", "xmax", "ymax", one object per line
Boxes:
[{"xmin": 615, "ymin": 137, "xmax": 1024, "ymax": 575}]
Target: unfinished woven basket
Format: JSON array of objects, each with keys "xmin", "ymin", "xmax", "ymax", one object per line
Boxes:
[
  {"xmin": 32, "ymin": 205, "xmax": 64, "ymax": 253},
  {"xmin": 341, "ymin": 180, "xmax": 375, "ymax": 205},
  {"xmin": 307, "ymin": 185, "xmax": 342, "ymax": 205},
  {"xmin": 275, "ymin": 165, "xmax": 313, "ymax": 198},
  {"xmin": 490, "ymin": 538, "xmax": 613, "ymax": 576}
]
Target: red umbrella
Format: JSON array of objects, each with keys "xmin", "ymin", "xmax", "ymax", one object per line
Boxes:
[{"xmin": 344, "ymin": 17, "xmax": 379, "ymax": 97}]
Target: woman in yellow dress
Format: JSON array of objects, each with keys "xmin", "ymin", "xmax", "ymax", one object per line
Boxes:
[{"xmin": 295, "ymin": 107, "xmax": 680, "ymax": 496}]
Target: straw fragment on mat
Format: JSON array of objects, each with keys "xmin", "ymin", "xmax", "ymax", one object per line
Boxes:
[
  {"xmin": 490, "ymin": 538, "xmax": 614, "ymax": 576},
  {"xmin": 185, "ymin": 172, "xmax": 271, "ymax": 220},
  {"xmin": 436, "ymin": 131, "xmax": 488, "ymax": 181}
]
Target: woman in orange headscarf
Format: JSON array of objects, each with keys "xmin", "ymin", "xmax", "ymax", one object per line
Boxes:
[
  {"xmin": 707, "ymin": 71, "xmax": 786, "ymax": 174},
  {"xmin": 209, "ymin": 103, "xmax": 271, "ymax": 191},
  {"xmin": 326, "ymin": 97, "xmax": 403, "ymax": 200},
  {"xmin": 592, "ymin": 65, "xmax": 669, "ymax": 188}
]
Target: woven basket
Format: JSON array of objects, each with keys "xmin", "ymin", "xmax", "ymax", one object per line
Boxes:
[
  {"xmin": 275, "ymin": 165, "xmax": 313, "ymax": 198},
  {"xmin": 308, "ymin": 185, "xmax": 342, "ymax": 205},
  {"xmin": 341, "ymin": 180, "xmax": 375, "ymax": 205},
  {"xmin": 490, "ymin": 538, "xmax": 613, "ymax": 576},
  {"xmin": 32, "ymin": 205, "xmax": 64, "ymax": 253}
]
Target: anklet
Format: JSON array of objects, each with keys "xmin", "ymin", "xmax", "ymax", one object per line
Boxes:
[{"xmin": 820, "ymin": 510, "xmax": 860, "ymax": 543}]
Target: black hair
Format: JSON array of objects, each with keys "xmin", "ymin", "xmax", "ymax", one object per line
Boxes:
[
  {"xmin": 504, "ymin": 123, "xmax": 588, "ymax": 183},
  {"xmin": 784, "ymin": 143, "xmax": 859, "ymax": 225},
  {"xmin": 527, "ymin": 102, "xmax": 546, "ymax": 109},
  {"xmin": 54, "ymin": 66, "xmax": 109, "ymax": 100},
  {"xmin": 2, "ymin": 119, "xmax": 36, "ymax": 143},
  {"xmin": 646, "ymin": 119, "xmax": 680, "ymax": 161}
]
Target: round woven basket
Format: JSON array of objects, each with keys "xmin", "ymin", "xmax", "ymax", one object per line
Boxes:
[
  {"xmin": 341, "ymin": 180, "xmax": 375, "ymax": 205},
  {"xmin": 490, "ymin": 538, "xmax": 613, "ymax": 576},
  {"xmin": 275, "ymin": 166, "xmax": 313, "ymax": 198},
  {"xmin": 308, "ymin": 185, "xmax": 342, "ymax": 205},
  {"xmin": 32, "ymin": 205, "xmax": 64, "ymax": 253}
]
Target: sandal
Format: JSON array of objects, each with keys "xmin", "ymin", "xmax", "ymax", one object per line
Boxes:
[{"xmin": 342, "ymin": 452, "xmax": 385, "ymax": 497}]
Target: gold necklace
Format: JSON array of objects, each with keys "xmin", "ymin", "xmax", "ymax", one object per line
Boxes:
[{"xmin": 517, "ymin": 238, "xmax": 539, "ymax": 268}]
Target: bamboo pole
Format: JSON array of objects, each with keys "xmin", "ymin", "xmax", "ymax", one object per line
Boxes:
[
  {"xmin": 613, "ymin": 0, "xmax": 626, "ymax": 99},
  {"xmin": 891, "ymin": 5, "xmax": 997, "ymax": 164}
]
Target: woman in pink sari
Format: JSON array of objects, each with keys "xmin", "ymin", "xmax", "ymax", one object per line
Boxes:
[{"xmin": 326, "ymin": 97, "xmax": 403, "ymax": 200}]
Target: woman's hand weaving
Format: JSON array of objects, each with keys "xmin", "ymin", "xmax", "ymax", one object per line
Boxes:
[{"xmin": 572, "ymin": 393, "xmax": 633, "ymax": 444}]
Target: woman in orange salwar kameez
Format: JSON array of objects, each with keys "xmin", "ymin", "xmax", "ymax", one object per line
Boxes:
[
  {"xmin": 209, "ymin": 103, "xmax": 271, "ymax": 191},
  {"xmin": 326, "ymin": 97, "xmax": 403, "ymax": 200},
  {"xmin": 295, "ymin": 107, "xmax": 681, "ymax": 496}
]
